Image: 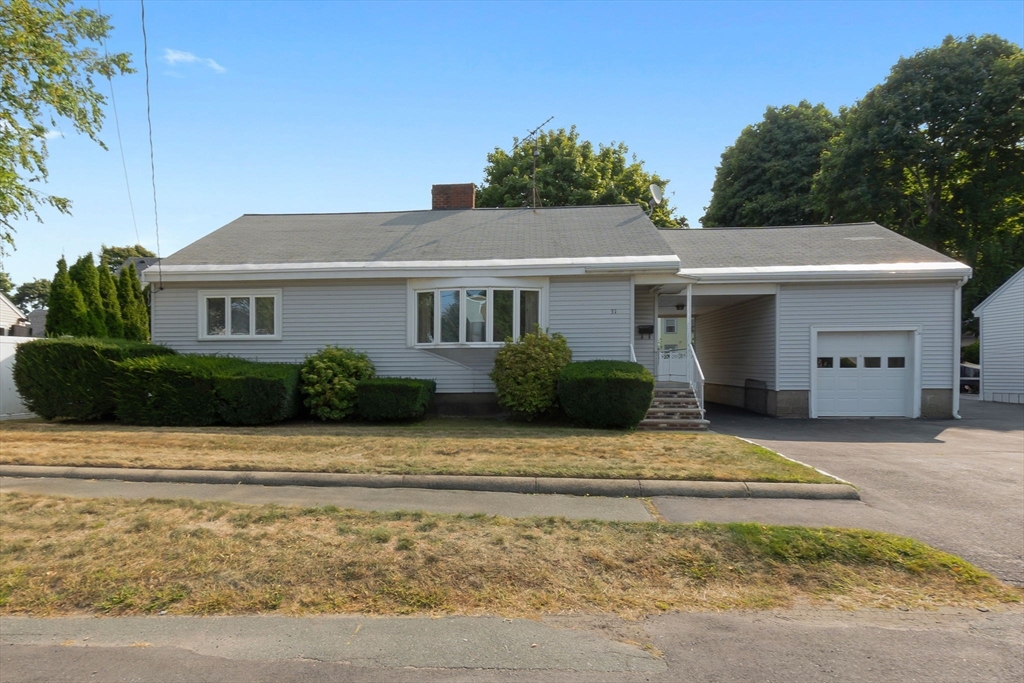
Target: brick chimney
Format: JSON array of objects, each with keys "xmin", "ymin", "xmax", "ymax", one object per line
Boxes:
[{"xmin": 431, "ymin": 183, "xmax": 476, "ymax": 210}]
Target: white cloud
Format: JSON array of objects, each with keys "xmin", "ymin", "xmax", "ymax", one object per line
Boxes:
[
  {"xmin": 44, "ymin": 130, "xmax": 64, "ymax": 140},
  {"xmin": 163, "ymin": 48, "xmax": 226, "ymax": 74}
]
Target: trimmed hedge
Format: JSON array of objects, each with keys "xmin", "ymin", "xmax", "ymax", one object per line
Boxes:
[
  {"xmin": 356, "ymin": 378, "xmax": 437, "ymax": 421},
  {"xmin": 489, "ymin": 329, "xmax": 572, "ymax": 420},
  {"xmin": 961, "ymin": 340, "xmax": 979, "ymax": 364},
  {"xmin": 113, "ymin": 355, "xmax": 300, "ymax": 426},
  {"xmin": 300, "ymin": 346, "xmax": 376, "ymax": 421},
  {"xmin": 557, "ymin": 360, "xmax": 654, "ymax": 429},
  {"xmin": 12, "ymin": 337, "xmax": 177, "ymax": 421}
]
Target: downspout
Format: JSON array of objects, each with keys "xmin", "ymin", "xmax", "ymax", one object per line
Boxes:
[
  {"xmin": 952, "ymin": 275, "xmax": 969, "ymax": 419},
  {"xmin": 629, "ymin": 275, "xmax": 636, "ymax": 362}
]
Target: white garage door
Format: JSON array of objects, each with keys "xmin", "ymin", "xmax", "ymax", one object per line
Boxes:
[{"xmin": 815, "ymin": 331, "xmax": 913, "ymax": 417}]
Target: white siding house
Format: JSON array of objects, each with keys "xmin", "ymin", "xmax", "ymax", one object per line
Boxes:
[
  {"xmin": 0, "ymin": 294, "xmax": 24, "ymax": 334},
  {"xmin": 147, "ymin": 187, "xmax": 971, "ymax": 421},
  {"xmin": 974, "ymin": 268, "xmax": 1024, "ymax": 404}
]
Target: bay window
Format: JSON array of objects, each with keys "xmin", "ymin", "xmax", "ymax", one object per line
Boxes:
[{"xmin": 414, "ymin": 286, "xmax": 541, "ymax": 346}]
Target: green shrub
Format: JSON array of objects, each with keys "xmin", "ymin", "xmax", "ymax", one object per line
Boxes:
[
  {"xmin": 300, "ymin": 346, "xmax": 376, "ymax": 421},
  {"xmin": 961, "ymin": 340, "xmax": 979, "ymax": 364},
  {"xmin": 557, "ymin": 360, "xmax": 654, "ymax": 429},
  {"xmin": 113, "ymin": 355, "xmax": 300, "ymax": 426},
  {"xmin": 489, "ymin": 329, "xmax": 572, "ymax": 420},
  {"xmin": 12, "ymin": 337, "xmax": 177, "ymax": 420},
  {"xmin": 356, "ymin": 378, "xmax": 436, "ymax": 421}
]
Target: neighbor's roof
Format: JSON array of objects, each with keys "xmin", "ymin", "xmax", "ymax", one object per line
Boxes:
[
  {"xmin": 659, "ymin": 222, "xmax": 963, "ymax": 270},
  {"xmin": 160, "ymin": 205, "xmax": 676, "ymax": 266}
]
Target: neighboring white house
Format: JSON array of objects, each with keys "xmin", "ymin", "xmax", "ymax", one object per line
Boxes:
[
  {"xmin": 0, "ymin": 293, "xmax": 27, "ymax": 336},
  {"xmin": 973, "ymin": 267, "xmax": 1024, "ymax": 404},
  {"xmin": 144, "ymin": 183, "xmax": 972, "ymax": 422}
]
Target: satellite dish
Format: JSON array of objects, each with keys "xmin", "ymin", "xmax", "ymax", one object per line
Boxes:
[{"xmin": 650, "ymin": 184, "xmax": 663, "ymax": 205}]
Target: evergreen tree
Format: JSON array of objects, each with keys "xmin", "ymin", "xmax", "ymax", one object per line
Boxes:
[
  {"xmin": 68, "ymin": 253, "xmax": 107, "ymax": 337},
  {"xmin": 97, "ymin": 255, "xmax": 124, "ymax": 338},
  {"xmin": 45, "ymin": 257, "xmax": 89, "ymax": 336},
  {"xmin": 118, "ymin": 263, "xmax": 149, "ymax": 341}
]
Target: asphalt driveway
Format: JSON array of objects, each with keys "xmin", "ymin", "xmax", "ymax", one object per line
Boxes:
[{"xmin": 683, "ymin": 396, "xmax": 1024, "ymax": 585}]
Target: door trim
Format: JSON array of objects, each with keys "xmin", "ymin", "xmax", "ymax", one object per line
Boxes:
[{"xmin": 809, "ymin": 326, "xmax": 922, "ymax": 419}]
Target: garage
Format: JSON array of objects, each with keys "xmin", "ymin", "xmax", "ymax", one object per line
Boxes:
[{"xmin": 814, "ymin": 330, "xmax": 915, "ymax": 417}]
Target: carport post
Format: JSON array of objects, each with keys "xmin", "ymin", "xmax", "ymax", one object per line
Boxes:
[{"xmin": 686, "ymin": 284, "xmax": 692, "ymax": 349}]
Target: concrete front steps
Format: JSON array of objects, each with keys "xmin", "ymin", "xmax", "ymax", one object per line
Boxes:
[{"xmin": 639, "ymin": 384, "xmax": 709, "ymax": 431}]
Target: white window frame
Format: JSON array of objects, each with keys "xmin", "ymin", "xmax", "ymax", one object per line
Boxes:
[
  {"xmin": 407, "ymin": 277, "xmax": 548, "ymax": 348},
  {"xmin": 198, "ymin": 289, "xmax": 283, "ymax": 341}
]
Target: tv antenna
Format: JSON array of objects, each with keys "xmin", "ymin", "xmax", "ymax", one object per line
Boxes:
[{"xmin": 513, "ymin": 116, "xmax": 554, "ymax": 209}]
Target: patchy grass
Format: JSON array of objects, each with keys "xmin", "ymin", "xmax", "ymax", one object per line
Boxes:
[
  {"xmin": 1, "ymin": 493, "xmax": 1016, "ymax": 618},
  {"xmin": 0, "ymin": 418, "xmax": 833, "ymax": 483}
]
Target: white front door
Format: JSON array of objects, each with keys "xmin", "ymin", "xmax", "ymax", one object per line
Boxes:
[{"xmin": 815, "ymin": 331, "xmax": 913, "ymax": 417}]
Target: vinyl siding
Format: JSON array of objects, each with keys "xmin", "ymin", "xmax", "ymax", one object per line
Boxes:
[
  {"xmin": 548, "ymin": 276, "xmax": 632, "ymax": 362},
  {"xmin": 633, "ymin": 286, "xmax": 657, "ymax": 374},
  {"xmin": 777, "ymin": 282, "xmax": 955, "ymax": 390},
  {"xmin": 151, "ymin": 280, "xmax": 487, "ymax": 393},
  {"xmin": 0, "ymin": 298, "xmax": 22, "ymax": 330},
  {"xmin": 979, "ymin": 272, "xmax": 1024, "ymax": 401},
  {"xmin": 694, "ymin": 295, "xmax": 776, "ymax": 390}
]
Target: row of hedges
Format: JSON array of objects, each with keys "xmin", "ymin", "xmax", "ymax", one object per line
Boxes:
[
  {"xmin": 14, "ymin": 339, "xmax": 436, "ymax": 427},
  {"xmin": 489, "ymin": 330, "xmax": 654, "ymax": 429},
  {"xmin": 113, "ymin": 355, "xmax": 301, "ymax": 426}
]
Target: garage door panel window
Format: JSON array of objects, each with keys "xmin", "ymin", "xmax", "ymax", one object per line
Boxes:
[
  {"xmin": 840, "ymin": 356, "xmax": 858, "ymax": 368},
  {"xmin": 817, "ymin": 357, "xmax": 833, "ymax": 368},
  {"xmin": 864, "ymin": 356, "xmax": 881, "ymax": 368},
  {"xmin": 888, "ymin": 357, "xmax": 906, "ymax": 368}
]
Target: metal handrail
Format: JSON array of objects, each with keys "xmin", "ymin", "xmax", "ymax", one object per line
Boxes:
[
  {"xmin": 630, "ymin": 343, "xmax": 637, "ymax": 363},
  {"xmin": 687, "ymin": 344, "xmax": 705, "ymax": 413}
]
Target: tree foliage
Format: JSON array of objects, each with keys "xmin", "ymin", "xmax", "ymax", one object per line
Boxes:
[
  {"xmin": 11, "ymin": 277, "xmax": 50, "ymax": 312},
  {"xmin": 45, "ymin": 257, "xmax": 89, "ymax": 336},
  {"xmin": 476, "ymin": 126, "xmax": 687, "ymax": 228},
  {"xmin": 97, "ymin": 255, "xmax": 123, "ymax": 338},
  {"xmin": 117, "ymin": 262, "xmax": 149, "ymax": 342},
  {"xmin": 0, "ymin": 0, "xmax": 133, "ymax": 254},
  {"xmin": 101, "ymin": 243, "xmax": 155, "ymax": 272},
  {"xmin": 0, "ymin": 271, "xmax": 13, "ymax": 296},
  {"xmin": 68, "ymin": 253, "xmax": 107, "ymax": 337},
  {"xmin": 702, "ymin": 101, "xmax": 839, "ymax": 226},
  {"xmin": 813, "ymin": 34, "xmax": 1024, "ymax": 319}
]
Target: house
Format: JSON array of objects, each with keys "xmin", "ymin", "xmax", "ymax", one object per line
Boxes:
[
  {"xmin": 145, "ymin": 183, "xmax": 971, "ymax": 420},
  {"xmin": 973, "ymin": 267, "xmax": 1024, "ymax": 404},
  {"xmin": 0, "ymin": 293, "xmax": 29, "ymax": 336},
  {"xmin": 26, "ymin": 308, "xmax": 47, "ymax": 337}
]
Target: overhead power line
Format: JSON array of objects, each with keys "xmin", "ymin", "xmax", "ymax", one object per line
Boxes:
[{"xmin": 139, "ymin": 0, "xmax": 162, "ymax": 289}]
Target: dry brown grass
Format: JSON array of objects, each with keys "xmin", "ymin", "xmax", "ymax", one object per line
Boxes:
[
  {"xmin": 1, "ymin": 493, "xmax": 1017, "ymax": 618},
  {"xmin": 0, "ymin": 418, "xmax": 835, "ymax": 483}
]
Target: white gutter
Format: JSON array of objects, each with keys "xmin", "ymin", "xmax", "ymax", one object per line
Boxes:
[
  {"xmin": 677, "ymin": 261, "xmax": 971, "ymax": 283},
  {"xmin": 143, "ymin": 255, "xmax": 682, "ymax": 283}
]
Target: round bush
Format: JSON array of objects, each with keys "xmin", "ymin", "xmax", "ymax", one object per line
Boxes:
[
  {"xmin": 300, "ymin": 346, "xmax": 376, "ymax": 420},
  {"xmin": 557, "ymin": 360, "xmax": 654, "ymax": 429},
  {"xmin": 488, "ymin": 329, "xmax": 572, "ymax": 420}
]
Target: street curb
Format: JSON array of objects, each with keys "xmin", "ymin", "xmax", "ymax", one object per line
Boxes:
[{"xmin": 0, "ymin": 465, "xmax": 861, "ymax": 500}]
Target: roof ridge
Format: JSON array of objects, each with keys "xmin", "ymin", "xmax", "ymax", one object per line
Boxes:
[
  {"xmin": 666, "ymin": 222, "xmax": 879, "ymax": 231},
  {"xmin": 241, "ymin": 205, "xmax": 641, "ymax": 218}
]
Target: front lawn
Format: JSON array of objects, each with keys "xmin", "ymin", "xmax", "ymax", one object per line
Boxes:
[
  {"xmin": 0, "ymin": 418, "xmax": 834, "ymax": 484},
  {"xmin": 1, "ymin": 493, "xmax": 1016, "ymax": 617}
]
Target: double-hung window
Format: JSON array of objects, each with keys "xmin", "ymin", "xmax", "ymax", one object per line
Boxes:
[
  {"xmin": 199, "ymin": 289, "xmax": 282, "ymax": 340},
  {"xmin": 415, "ymin": 287, "xmax": 541, "ymax": 346}
]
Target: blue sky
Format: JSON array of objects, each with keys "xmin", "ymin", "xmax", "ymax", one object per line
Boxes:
[{"xmin": 4, "ymin": 0, "xmax": 1022, "ymax": 285}]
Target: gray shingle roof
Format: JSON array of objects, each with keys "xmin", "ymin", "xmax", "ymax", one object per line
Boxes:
[
  {"xmin": 659, "ymin": 222, "xmax": 959, "ymax": 269},
  {"xmin": 161, "ymin": 205, "xmax": 675, "ymax": 266}
]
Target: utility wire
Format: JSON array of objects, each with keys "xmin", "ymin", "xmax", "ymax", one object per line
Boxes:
[
  {"xmin": 97, "ymin": 0, "xmax": 140, "ymax": 246},
  {"xmin": 139, "ymin": 0, "xmax": 162, "ymax": 289}
]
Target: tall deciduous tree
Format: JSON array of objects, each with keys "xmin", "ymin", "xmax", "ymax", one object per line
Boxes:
[
  {"xmin": 0, "ymin": 0, "xmax": 133, "ymax": 254},
  {"xmin": 97, "ymin": 255, "xmax": 123, "ymax": 338},
  {"xmin": 101, "ymin": 244, "xmax": 156, "ymax": 272},
  {"xmin": 118, "ymin": 262, "xmax": 148, "ymax": 341},
  {"xmin": 813, "ymin": 34, "xmax": 1024, "ymax": 320},
  {"xmin": 0, "ymin": 271, "xmax": 13, "ymax": 296},
  {"xmin": 45, "ymin": 257, "xmax": 89, "ymax": 336},
  {"xmin": 476, "ymin": 126, "xmax": 687, "ymax": 228},
  {"xmin": 701, "ymin": 101, "xmax": 839, "ymax": 227},
  {"xmin": 11, "ymin": 278, "xmax": 50, "ymax": 312},
  {"xmin": 68, "ymin": 253, "xmax": 107, "ymax": 337}
]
